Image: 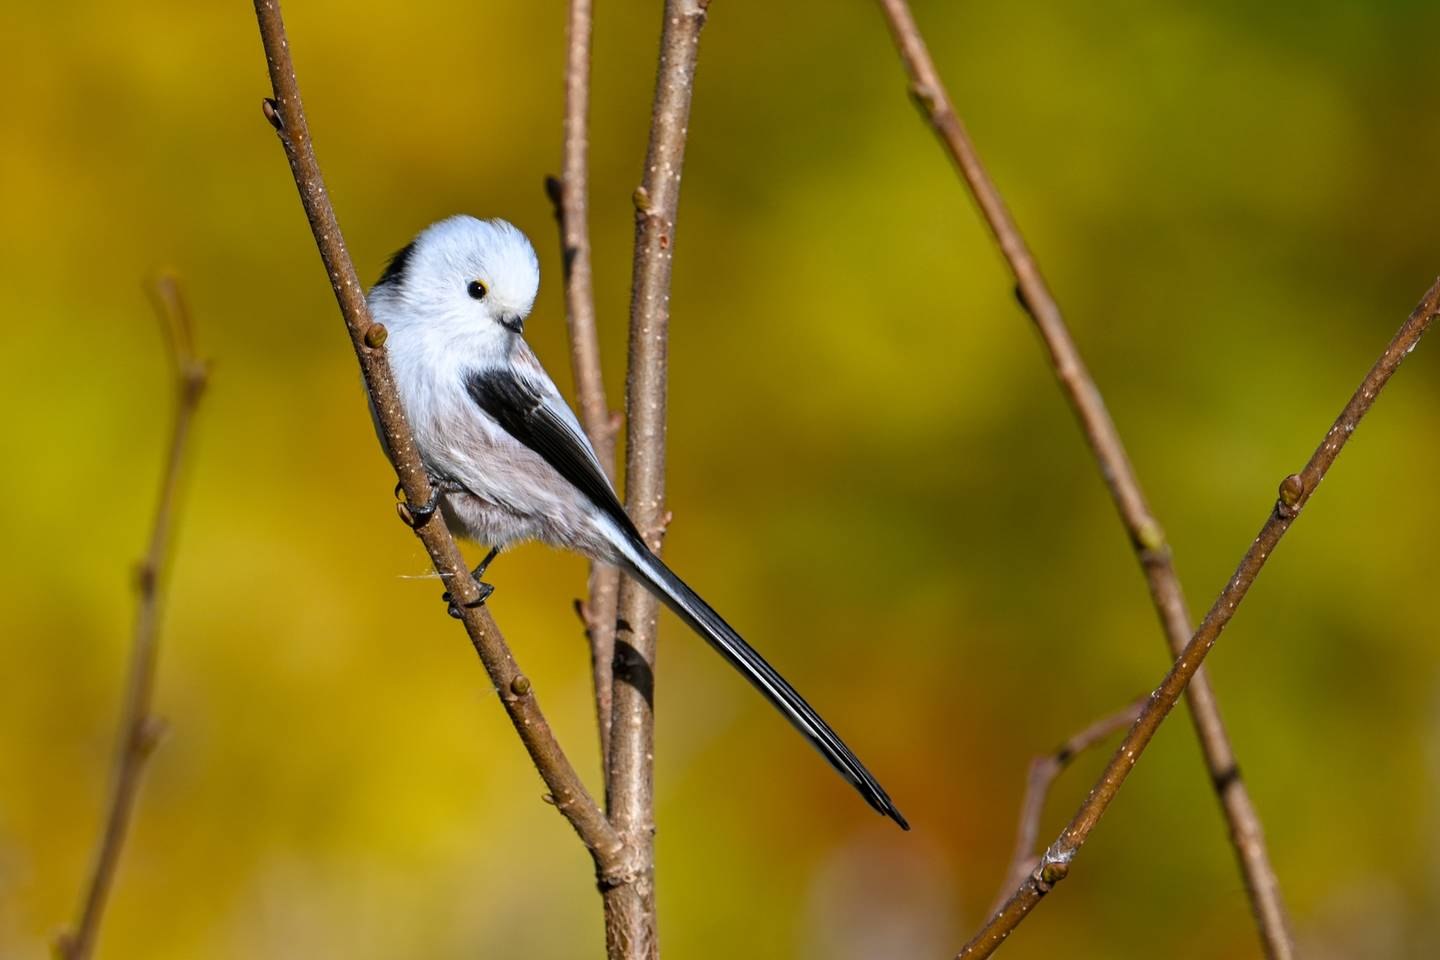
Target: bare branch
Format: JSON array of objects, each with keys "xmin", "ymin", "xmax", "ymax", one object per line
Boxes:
[
  {"xmin": 874, "ymin": 1, "xmax": 1295, "ymax": 953},
  {"xmin": 604, "ymin": 1, "xmax": 711, "ymax": 956},
  {"xmin": 545, "ymin": 0, "xmax": 621, "ymax": 774},
  {"xmin": 56, "ymin": 275, "xmax": 208, "ymax": 960},
  {"xmin": 547, "ymin": 0, "xmax": 610, "ymax": 461},
  {"xmin": 250, "ymin": 0, "xmax": 625, "ymax": 872},
  {"xmin": 960, "ymin": 279, "xmax": 1439, "ymax": 957},
  {"xmin": 993, "ymin": 697, "xmax": 1145, "ymax": 913}
]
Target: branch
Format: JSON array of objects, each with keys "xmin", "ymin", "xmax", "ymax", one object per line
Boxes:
[
  {"xmin": 250, "ymin": 0, "xmax": 626, "ymax": 876},
  {"xmin": 545, "ymin": 0, "xmax": 622, "ymax": 774},
  {"xmin": 56, "ymin": 276, "xmax": 208, "ymax": 960},
  {"xmin": 874, "ymin": 1, "xmax": 1295, "ymax": 953},
  {"xmin": 603, "ymin": 1, "xmax": 710, "ymax": 956},
  {"xmin": 960, "ymin": 279, "xmax": 1439, "ymax": 957},
  {"xmin": 992, "ymin": 697, "xmax": 1145, "ymax": 913}
]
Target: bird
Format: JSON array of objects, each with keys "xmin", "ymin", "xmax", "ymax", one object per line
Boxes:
[{"xmin": 366, "ymin": 214, "xmax": 908, "ymax": 830}]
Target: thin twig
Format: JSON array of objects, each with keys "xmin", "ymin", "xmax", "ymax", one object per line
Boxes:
[
  {"xmin": 545, "ymin": 0, "xmax": 621, "ymax": 774},
  {"xmin": 56, "ymin": 276, "xmax": 208, "ymax": 960},
  {"xmin": 874, "ymin": 2, "xmax": 1296, "ymax": 954},
  {"xmin": 603, "ymin": 1, "xmax": 711, "ymax": 956},
  {"xmin": 960, "ymin": 279, "xmax": 1439, "ymax": 957},
  {"xmin": 992, "ymin": 697, "xmax": 1145, "ymax": 913},
  {"xmin": 250, "ymin": 0, "xmax": 626, "ymax": 876}
]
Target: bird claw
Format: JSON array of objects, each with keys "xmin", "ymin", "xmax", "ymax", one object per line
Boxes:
[
  {"xmin": 441, "ymin": 546, "xmax": 501, "ymax": 618},
  {"xmin": 444, "ymin": 580, "xmax": 495, "ymax": 618},
  {"xmin": 396, "ymin": 476, "xmax": 451, "ymax": 528}
]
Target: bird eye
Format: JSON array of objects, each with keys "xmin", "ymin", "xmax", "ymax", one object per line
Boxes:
[{"xmin": 467, "ymin": 280, "xmax": 488, "ymax": 300}]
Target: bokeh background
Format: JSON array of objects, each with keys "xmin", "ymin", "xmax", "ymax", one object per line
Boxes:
[{"xmin": 4, "ymin": 1, "xmax": 1439, "ymax": 957}]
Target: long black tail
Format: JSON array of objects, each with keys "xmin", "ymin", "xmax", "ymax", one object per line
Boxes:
[{"xmin": 616, "ymin": 534, "xmax": 908, "ymax": 830}]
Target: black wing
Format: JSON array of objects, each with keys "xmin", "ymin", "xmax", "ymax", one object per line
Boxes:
[
  {"xmin": 375, "ymin": 241, "xmax": 416, "ymax": 288},
  {"xmin": 466, "ymin": 368, "xmax": 639, "ymax": 539}
]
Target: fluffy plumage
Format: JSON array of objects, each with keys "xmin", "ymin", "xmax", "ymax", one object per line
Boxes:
[{"xmin": 367, "ymin": 215, "xmax": 908, "ymax": 829}]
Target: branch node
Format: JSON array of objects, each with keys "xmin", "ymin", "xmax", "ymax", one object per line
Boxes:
[
  {"xmin": 544, "ymin": 174, "xmax": 565, "ymax": 208},
  {"xmin": 1012, "ymin": 283, "xmax": 1033, "ymax": 317},
  {"xmin": 510, "ymin": 675, "xmax": 533, "ymax": 697},
  {"xmin": 640, "ymin": 510, "xmax": 674, "ymax": 549},
  {"xmin": 180, "ymin": 363, "xmax": 209, "ymax": 403},
  {"xmin": 133, "ymin": 561, "xmax": 158, "ymax": 596},
  {"xmin": 363, "ymin": 322, "xmax": 388, "ymax": 349},
  {"xmin": 594, "ymin": 840, "xmax": 650, "ymax": 892},
  {"xmin": 632, "ymin": 185, "xmax": 652, "ymax": 212},
  {"xmin": 261, "ymin": 97, "xmax": 284, "ymax": 132},
  {"xmin": 1036, "ymin": 848, "xmax": 1072, "ymax": 887},
  {"xmin": 136, "ymin": 715, "xmax": 169, "ymax": 756},
  {"xmin": 1134, "ymin": 517, "xmax": 1166, "ymax": 552},
  {"xmin": 1276, "ymin": 473, "xmax": 1305, "ymax": 518},
  {"xmin": 1212, "ymin": 763, "xmax": 1243, "ymax": 793},
  {"xmin": 907, "ymin": 80, "xmax": 940, "ymax": 117}
]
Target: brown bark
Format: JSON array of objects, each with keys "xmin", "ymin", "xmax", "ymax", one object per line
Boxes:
[
  {"xmin": 874, "ymin": 1, "xmax": 1297, "ymax": 954},
  {"xmin": 56, "ymin": 277, "xmax": 208, "ymax": 960},
  {"xmin": 602, "ymin": 2, "xmax": 711, "ymax": 956},
  {"xmin": 960, "ymin": 279, "xmax": 1440, "ymax": 957},
  {"xmin": 251, "ymin": 0, "xmax": 624, "ymax": 876},
  {"xmin": 545, "ymin": 0, "xmax": 623, "ymax": 773}
]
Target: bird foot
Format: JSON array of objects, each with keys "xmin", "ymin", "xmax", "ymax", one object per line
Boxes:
[
  {"xmin": 396, "ymin": 475, "xmax": 463, "ymax": 529},
  {"xmin": 443, "ymin": 580, "xmax": 495, "ymax": 618}
]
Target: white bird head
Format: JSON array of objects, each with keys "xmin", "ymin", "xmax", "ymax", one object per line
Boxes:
[{"xmin": 370, "ymin": 215, "xmax": 540, "ymax": 338}]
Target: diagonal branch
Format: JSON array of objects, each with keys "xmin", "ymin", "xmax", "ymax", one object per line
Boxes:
[
  {"xmin": 250, "ymin": 0, "xmax": 625, "ymax": 875},
  {"xmin": 56, "ymin": 275, "xmax": 208, "ymax": 960},
  {"xmin": 992, "ymin": 696, "xmax": 1144, "ymax": 914},
  {"xmin": 545, "ymin": 0, "xmax": 622, "ymax": 774},
  {"xmin": 960, "ymin": 279, "xmax": 1439, "ymax": 957},
  {"xmin": 874, "ymin": 1, "xmax": 1294, "ymax": 954},
  {"xmin": 603, "ymin": 1, "xmax": 711, "ymax": 956}
]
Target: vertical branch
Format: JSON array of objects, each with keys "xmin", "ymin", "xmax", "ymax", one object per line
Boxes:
[
  {"xmin": 960, "ymin": 281, "xmax": 1439, "ymax": 958},
  {"xmin": 604, "ymin": 1, "xmax": 710, "ymax": 957},
  {"xmin": 550, "ymin": 0, "xmax": 610, "ymax": 456},
  {"xmin": 56, "ymin": 276, "xmax": 208, "ymax": 960},
  {"xmin": 250, "ymin": 0, "xmax": 623, "ymax": 869},
  {"xmin": 545, "ymin": 0, "xmax": 622, "ymax": 772},
  {"xmin": 873, "ymin": 2, "xmax": 1295, "ymax": 954}
]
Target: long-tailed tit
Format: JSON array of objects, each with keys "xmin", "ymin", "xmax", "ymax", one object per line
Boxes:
[{"xmin": 367, "ymin": 215, "xmax": 907, "ymax": 829}]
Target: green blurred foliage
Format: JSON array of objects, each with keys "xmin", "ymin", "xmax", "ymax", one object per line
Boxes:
[{"xmin": 3, "ymin": 1, "xmax": 1439, "ymax": 957}]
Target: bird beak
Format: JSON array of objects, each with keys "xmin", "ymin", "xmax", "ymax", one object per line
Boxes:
[{"xmin": 498, "ymin": 314, "xmax": 524, "ymax": 334}]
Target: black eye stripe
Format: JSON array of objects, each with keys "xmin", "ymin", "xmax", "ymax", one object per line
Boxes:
[{"xmin": 467, "ymin": 280, "xmax": 488, "ymax": 300}]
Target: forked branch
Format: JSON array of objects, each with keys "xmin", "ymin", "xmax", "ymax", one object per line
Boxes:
[
  {"xmin": 960, "ymin": 279, "xmax": 1439, "ymax": 957},
  {"xmin": 56, "ymin": 276, "xmax": 207, "ymax": 960},
  {"xmin": 874, "ymin": 1, "xmax": 1294, "ymax": 953},
  {"xmin": 993, "ymin": 697, "xmax": 1144, "ymax": 912}
]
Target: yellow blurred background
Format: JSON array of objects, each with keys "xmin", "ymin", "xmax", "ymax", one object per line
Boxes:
[{"xmin": 4, "ymin": 1, "xmax": 1439, "ymax": 957}]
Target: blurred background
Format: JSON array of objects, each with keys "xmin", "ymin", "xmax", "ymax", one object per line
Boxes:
[{"xmin": 3, "ymin": 1, "xmax": 1439, "ymax": 957}]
